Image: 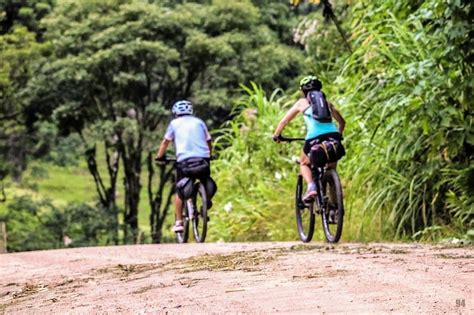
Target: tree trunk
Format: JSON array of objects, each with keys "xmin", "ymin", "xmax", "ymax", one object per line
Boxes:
[
  {"xmin": 120, "ymin": 137, "xmax": 143, "ymax": 244},
  {"xmin": 147, "ymin": 153, "xmax": 174, "ymax": 243},
  {"xmin": 321, "ymin": 0, "xmax": 352, "ymax": 53},
  {"xmin": 104, "ymin": 142, "xmax": 120, "ymax": 245},
  {"xmin": 84, "ymin": 141, "xmax": 120, "ymax": 245}
]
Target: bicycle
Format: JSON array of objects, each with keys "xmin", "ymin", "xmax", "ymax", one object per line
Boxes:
[
  {"xmin": 279, "ymin": 136, "xmax": 344, "ymax": 243},
  {"xmin": 159, "ymin": 157, "xmax": 210, "ymax": 244}
]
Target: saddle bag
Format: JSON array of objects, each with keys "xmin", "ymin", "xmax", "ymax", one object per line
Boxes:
[
  {"xmin": 310, "ymin": 138, "xmax": 345, "ymax": 167},
  {"xmin": 179, "ymin": 158, "xmax": 210, "ymax": 179},
  {"xmin": 176, "ymin": 177, "xmax": 194, "ymax": 200}
]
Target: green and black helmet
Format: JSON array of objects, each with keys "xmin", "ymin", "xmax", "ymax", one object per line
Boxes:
[{"xmin": 300, "ymin": 75, "xmax": 322, "ymax": 93}]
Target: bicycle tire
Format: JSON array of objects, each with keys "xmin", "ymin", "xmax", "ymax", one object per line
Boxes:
[
  {"xmin": 192, "ymin": 183, "xmax": 208, "ymax": 243},
  {"xmin": 295, "ymin": 175, "xmax": 315, "ymax": 242},
  {"xmin": 176, "ymin": 203, "xmax": 189, "ymax": 243},
  {"xmin": 321, "ymin": 169, "xmax": 344, "ymax": 243}
]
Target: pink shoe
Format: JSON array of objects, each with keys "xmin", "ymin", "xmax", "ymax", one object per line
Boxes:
[
  {"xmin": 303, "ymin": 186, "xmax": 317, "ymax": 203},
  {"xmin": 173, "ymin": 220, "xmax": 184, "ymax": 232}
]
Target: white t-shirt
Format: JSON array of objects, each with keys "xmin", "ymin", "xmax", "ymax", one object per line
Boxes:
[{"xmin": 164, "ymin": 115, "xmax": 211, "ymax": 162}]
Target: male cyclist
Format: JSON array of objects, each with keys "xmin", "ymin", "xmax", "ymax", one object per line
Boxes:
[
  {"xmin": 273, "ymin": 75, "xmax": 345, "ymax": 203},
  {"xmin": 155, "ymin": 100, "xmax": 213, "ymax": 232}
]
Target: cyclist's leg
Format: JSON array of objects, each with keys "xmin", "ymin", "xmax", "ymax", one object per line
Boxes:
[
  {"xmin": 173, "ymin": 195, "xmax": 184, "ymax": 232},
  {"xmin": 175, "ymin": 195, "xmax": 183, "ymax": 222},
  {"xmin": 300, "ymin": 151, "xmax": 312, "ymax": 184},
  {"xmin": 174, "ymin": 166, "xmax": 185, "ymax": 231},
  {"xmin": 301, "ymin": 150, "xmax": 317, "ymax": 202}
]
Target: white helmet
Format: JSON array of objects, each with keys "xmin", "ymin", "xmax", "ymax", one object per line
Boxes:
[{"xmin": 172, "ymin": 100, "xmax": 193, "ymax": 116}]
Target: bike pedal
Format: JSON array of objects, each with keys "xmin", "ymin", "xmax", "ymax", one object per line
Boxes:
[{"xmin": 299, "ymin": 201, "xmax": 311, "ymax": 208}]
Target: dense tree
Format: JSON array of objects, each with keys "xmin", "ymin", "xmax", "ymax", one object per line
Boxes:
[
  {"xmin": 0, "ymin": 195, "xmax": 114, "ymax": 252},
  {"xmin": 0, "ymin": 0, "xmax": 55, "ymax": 37},
  {"xmin": 0, "ymin": 0, "xmax": 56, "ymax": 190},
  {"xmin": 0, "ymin": 26, "xmax": 41, "ymax": 184}
]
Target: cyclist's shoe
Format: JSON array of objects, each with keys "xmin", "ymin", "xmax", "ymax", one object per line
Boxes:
[
  {"xmin": 173, "ymin": 220, "xmax": 184, "ymax": 232},
  {"xmin": 303, "ymin": 184, "xmax": 317, "ymax": 204}
]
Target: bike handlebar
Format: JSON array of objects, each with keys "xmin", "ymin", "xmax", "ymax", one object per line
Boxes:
[
  {"xmin": 276, "ymin": 135, "xmax": 306, "ymax": 142},
  {"xmin": 155, "ymin": 156, "xmax": 216, "ymax": 164},
  {"xmin": 154, "ymin": 157, "xmax": 176, "ymax": 164}
]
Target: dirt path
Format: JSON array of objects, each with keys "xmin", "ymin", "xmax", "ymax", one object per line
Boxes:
[{"xmin": 0, "ymin": 242, "xmax": 472, "ymax": 314}]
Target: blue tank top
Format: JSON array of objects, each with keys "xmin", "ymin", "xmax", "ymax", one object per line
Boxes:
[{"xmin": 303, "ymin": 105, "xmax": 339, "ymax": 140}]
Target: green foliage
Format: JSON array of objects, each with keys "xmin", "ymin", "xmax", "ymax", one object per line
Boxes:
[
  {"xmin": 34, "ymin": 122, "xmax": 83, "ymax": 166},
  {"xmin": 0, "ymin": 196, "xmax": 62, "ymax": 251},
  {"xmin": 209, "ymin": 0, "xmax": 473, "ymax": 242},
  {"xmin": 293, "ymin": 0, "xmax": 351, "ymax": 79},
  {"xmin": 0, "ymin": 0, "xmax": 55, "ymax": 36},
  {"xmin": 24, "ymin": 0, "xmax": 304, "ymax": 241},
  {"xmin": 0, "ymin": 26, "xmax": 42, "ymax": 181},
  {"xmin": 33, "ymin": 0, "xmax": 303, "ymax": 125},
  {"xmin": 330, "ymin": 0, "xmax": 473, "ymax": 239},
  {"xmin": 2, "ymin": 0, "xmax": 472, "ymax": 249},
  {"xmin": 0, "ymin": 195, "xmax": 115, "ymax": 252},
  {"xmin": 210, "ymin": 84, "xmax": 303, "ymax": 241}
]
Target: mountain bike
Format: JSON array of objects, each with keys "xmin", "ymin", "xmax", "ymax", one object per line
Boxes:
[
  {"xmin": 279, "ymin": 136, "xmax": 344, "ymax": 243},
  {"xmin": 160, "ymin": 158, "xmax": 210, "ymax": 244}
]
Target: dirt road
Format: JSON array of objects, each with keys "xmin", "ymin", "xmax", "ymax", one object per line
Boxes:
[{"xmin": 0, "ymin": 242, "xmax": 472, "ymax": 314}]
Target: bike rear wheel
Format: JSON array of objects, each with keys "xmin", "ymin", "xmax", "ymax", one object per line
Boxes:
[
  {"xmin": 295, "ymin": 175, "xmax": 315, "ymax": 242},
  {"xmin": 192, "ymin": 183, "xmax": 208, "ymax": 243},
  {"xmin": 176, "ymin": 203, "xmax": 189, "ymax": 244},
  {"xmin": 321, "ymin": 168, "xmax": 344, "ymax": 243}
]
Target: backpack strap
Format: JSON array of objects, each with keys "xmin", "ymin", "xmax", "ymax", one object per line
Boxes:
[{"xmin": 303, "ymin": 104, "xmax": 312, "ymax": 118}]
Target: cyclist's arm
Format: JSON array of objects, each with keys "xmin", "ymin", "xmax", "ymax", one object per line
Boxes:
[
  {"xmin": 330, "ymin": 103, "xmax": 345, "ymax": 135},
  {"xmin": 207, "ymin": 140, "xmax": 212, "ymax": 157},
  {"xmin": 273, "ymin": 101, "xmax": 304, "ymax": 136},
  {"xmin": 156, "ymin": 138, "xmax": 171, "ymax": 159}
]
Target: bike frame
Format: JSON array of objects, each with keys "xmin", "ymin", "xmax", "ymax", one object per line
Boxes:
[{"xmin": 279, "ymin": 136, "xmax": 327, "ymax": 214}]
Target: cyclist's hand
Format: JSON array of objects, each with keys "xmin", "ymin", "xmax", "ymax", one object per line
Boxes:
[
  {"xmin": 155, "ymin": 156, "xmax": 166, "ymax": 165},
  {"xmin": 272, "ymin": 134, "xmax": 282, "ymax": 143}
]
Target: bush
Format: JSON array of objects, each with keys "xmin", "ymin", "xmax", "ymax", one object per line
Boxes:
[
  {"xmin": 210, "ymin": 84, "xmax": 313, "ymax": 241},
  {"xmin": 1, "ymin": 195, "xmax": 115, "ymax": 252}
]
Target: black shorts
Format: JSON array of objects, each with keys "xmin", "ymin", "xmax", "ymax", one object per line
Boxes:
[
  {"xmin": 303, "ymin": 132, "xmax": 341, "ymax": 155},
  {"xmin": 175, "ymin": 158, "xmax": 211, "ymax": 183}
]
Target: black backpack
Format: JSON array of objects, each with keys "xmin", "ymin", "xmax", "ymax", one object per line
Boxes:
[{"xmin": 307, "ymin": 91, "xmax": 332, "ymax": 122}]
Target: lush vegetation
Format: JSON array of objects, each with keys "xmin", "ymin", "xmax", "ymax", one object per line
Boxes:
[
  {"xmin": 336, "ymin": 0, "xmax": 473, "ymax": 241},
  {"xmin": 210, "ymin": 0, "xmax": 473, "ymax": 243},
  {"xmin": 1, "ymin": 0, "xmax": 472, "ymax": 251}
]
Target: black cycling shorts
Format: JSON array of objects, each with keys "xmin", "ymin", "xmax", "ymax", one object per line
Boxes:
[{"xmin": 303, "ymin": 132, "xmax": 342, "ymax": 155}]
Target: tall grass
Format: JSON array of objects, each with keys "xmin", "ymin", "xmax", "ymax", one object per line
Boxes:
[
  {"xmin": 209, "ymin": 83, "xmax": 362, "ymax": 241},
  {"xmin": 329, "ymin": 0, "xmax": 473, "ymax": 241},
  {"xmin": 209, "ymin": 83, "xmax": 299, "ymax": 241},
  {"xmin": 209, "ymin": 0, "xmax": 473, "ymax": 242}
]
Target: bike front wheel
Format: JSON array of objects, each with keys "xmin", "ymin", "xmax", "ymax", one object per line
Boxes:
[
  {"xmin": 192, "ymin": 183, "xmax": 208, "ymax": 243},
  {"xmin": 295, "ymin": 175, "xmax": 315, "ymax": 242},
  {"xmin": 321, "ymin": 168, "xmax": 344, "ymax": 243}
]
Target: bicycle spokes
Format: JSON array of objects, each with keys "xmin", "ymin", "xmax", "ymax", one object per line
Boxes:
[{"xmin": 321, "ymin": 169, "xmax": 344, "ymax": 243}]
